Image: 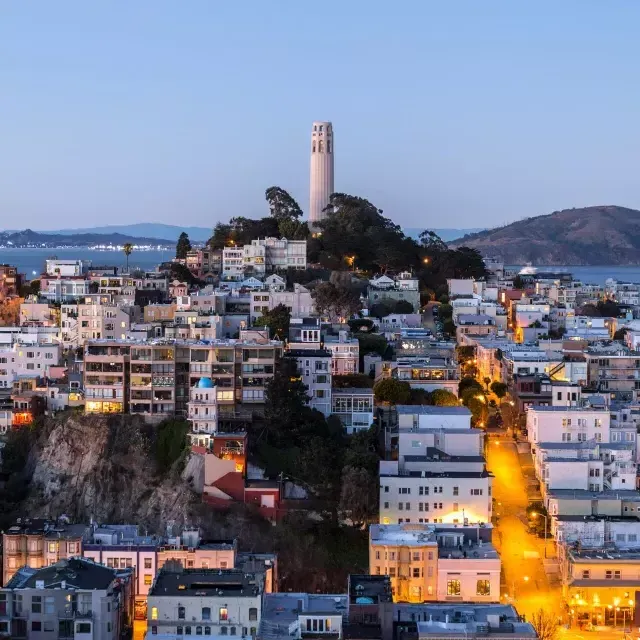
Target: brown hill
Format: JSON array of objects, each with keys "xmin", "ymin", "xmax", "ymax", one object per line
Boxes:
[{"xmin": 449, "ymin": 205, "xmax": 640, "ymax": 265}]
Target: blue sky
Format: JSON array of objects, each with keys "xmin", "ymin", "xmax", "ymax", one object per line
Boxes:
[{"xmin": 1, "ymin": 1, "xmax": 640, "ymax": 230}]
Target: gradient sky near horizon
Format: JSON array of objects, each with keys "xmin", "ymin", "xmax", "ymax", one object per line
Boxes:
[{"xmin": 2, "ymin": 1, "xmax": 640, "ymax": 230}]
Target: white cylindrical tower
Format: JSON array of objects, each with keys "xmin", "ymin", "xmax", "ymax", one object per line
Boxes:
[{"xmin": 309, "ymin": 121, "xmax": 334, "ymax": 227}]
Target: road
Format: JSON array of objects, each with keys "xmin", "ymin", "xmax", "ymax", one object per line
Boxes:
[
  {"xmin": 486, "ymin": 436, "xmax": 562, "ymax": 620},
  {"xmin": 421, "ymin": 301, "xmax": 439, "ymax": 335}
]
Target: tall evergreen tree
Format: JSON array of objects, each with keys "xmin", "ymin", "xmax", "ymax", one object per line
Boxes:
[{"xmin": 176, "ymin": 232, "xmax": 192, "ymax": 259}]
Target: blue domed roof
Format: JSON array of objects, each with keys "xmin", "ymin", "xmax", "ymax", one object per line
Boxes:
[{"xmin": 196, "ymin": 377, "xmax": 214, "ymax": 389}]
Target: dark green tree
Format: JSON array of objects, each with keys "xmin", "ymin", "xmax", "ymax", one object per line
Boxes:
[
  {"xmin": 374, "ymin": 379, "xmax": 411, "ymax": 404},
  {"xmin": 312, "ymin": 282, "xmax": 362, "ymax": 322},
  {"xmin": 176, "ymin": 232, "xmax": 192, "ymax": 259},
  {"xmin": 207, "ymin": 222, "xmax": 233, "ymax": 250},
  {"xmin": 394, "ymin": 299, "xmax": 415, "ymax": 314},
  {"xmin": 255, "ymin": 303, "xmax": 291, "ymax": 340},
  {"xmin": 459, "ymin": 376, "xmax": 483, "ymax": 397},
  {"xmin": 265, "ymin": 186, "xmax": 304, "ymax": 221},
  {"xmin": 490, "ymin": 381, "xmax": 508, "ymax": 398},
  {"xmin": 431, "ymin": 389, "xmax": 459, "ymax": 406}
]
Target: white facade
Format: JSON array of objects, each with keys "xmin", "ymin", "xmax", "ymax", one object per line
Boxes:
[
  {"xmin": 187, "ymin": 380, "xmax": 219, "ymax": 447},
  {"xmin": 42, "ymin": 278, "xmax": 90, "ymax": 302},
  {"xmin": 309, "ymin": 121, "xmax": 334, "ymax": 227},
  {"xmin": 447, "ymin": 279, "xmax": 475, "ymax": 298},
  {"xmin": 289, "ymin": 350, "xmax": 332, "ymax": 416},
  {"xmin": 222, "ymin": 247, "xmax": 245, "ymax": 281},
  {"xmin": 380, "ymin": 406, "xmax": 491, "ymax": 526},
  {"xmin": 526, "ymin": 406, "xmax": 611, "ymax": 448},
  {"xmin": 250, "ymin": 285, "xmax": 315, "ymax": 324},
  {"xmin": 246, "ymin": 238, "xmax": 307, "ymax": 272},
  {"xmin": 325, "ymin": 331, "xmax": 359, "ymax": 375},
  {"xmin": 45, "ymin": 259, "xmax": 89, "ymax": 277},
  {"xmin": 0, "ymin": 342, "xmax": 61, "ymax": 388},
  {"xmin": 437, "ymin": 553, "xmax": 500, "ymax": 602},
  {"xmin": 331, "ymin": 388, "xmax": 373, "ymax": 434},
  {"xmin": 147, "ymin": 570, "xmax": 263, "ymax": 639}
]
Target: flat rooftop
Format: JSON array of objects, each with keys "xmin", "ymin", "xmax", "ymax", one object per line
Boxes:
[
  {"xmin": 331, "ymin": 388, "xmax": 373, "ymax": 396},
  {"xmin": 549, "ymin": 489, "xmax": 640, "ymax": 501},
  {"xmin": 261, "ymin": 593, "xmax": 348, "ymax": 628},
  {"xmin": 397, "ymin": 405, "xmax": 471, "ymax": 416},
  {"xmin": 149, "ymin": 569, "xmax": 261, "ymax": 598},
  {"xmin": 381, "ymin": 469, "xmax": 490, "ymax": 479},
  {"xmin": 370, "ymin": 524, "xmax": 437, "ymax": 547},
  {"xmin": 528, "ymin": 405, "xmax": 609, "ymax": 412}
]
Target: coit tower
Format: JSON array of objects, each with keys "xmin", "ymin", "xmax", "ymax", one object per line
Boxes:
[{"xmin": 309, "ymin": 121, "xmax": 334, "ymax": 227}]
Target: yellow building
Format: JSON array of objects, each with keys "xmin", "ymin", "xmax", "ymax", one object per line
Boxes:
[
  {"xmin": 560, "ymin": 543, "xmax": 640, "ymax": 628},
  {"xmin": 369, "ymin": 523, "xmax": 438, "ymax": 603}
]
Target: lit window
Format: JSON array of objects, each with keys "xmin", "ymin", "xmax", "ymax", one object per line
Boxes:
[
  {"xmin": 219, "ymin": 607, "xmax": 228, "ymax": 621},
  {"xmin": 151, "ymin": 607, "xmax": 158, "ymax": 620}
]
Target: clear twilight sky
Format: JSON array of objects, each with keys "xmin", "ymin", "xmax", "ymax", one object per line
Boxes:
[{"xmin": 1, "ymin": 1, "xmax": 640, "ymax": 231}]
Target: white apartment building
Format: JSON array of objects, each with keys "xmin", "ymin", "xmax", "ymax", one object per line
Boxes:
[
  {"xmin": 146, "ymin": 569, "xmax": 263, "ymax": 639},
  {"xmin": 41, "ymin": 277, "xmax": 90, "ymax": 302},
  {"xmin": 605, "ymin": 279, "xmax": 640, "ymax": 306},
  {"xmin": 82, "ymin": 525, "xmax": 159, "ymax": 600},
  {"xmin": 245, "ymin": 237, "xmax": 307, "ymax": 272},
  {"xmin": 447, "ymin": 279, "xmax": 475, "ymax": 298},
  {"xmin": 331, "ymin": 387, "xmax": 374, "ymax": 434},
  {"xmin": 0, "ymin": 342, "xmax": 61, "ymax": 388},
  {"xmin": 250, "ymin": 284, "xmax": 315, "ymax": 324},
  {"xmin": 380, "ymin": 406, "xmax": 491, "ymax": 526},
  {"xmin": 325, "ymin": 331, "xmax": 359, "ymax": 375},
  {"xmin": 564, "ymin": 316, "xmax": 611, "ymax": 341},
  {"xmin": 554, "ymin": 515, "xmax": 640, "ymax": 549},
  {"xmin": 45, "ymin": 258, "xmax": 90, "ymax": 277},
  {"xmin": 222, "ymin": 247, "xmax": 245, "ymax": 281},
  {"xmin": 526, "ymin": 406, "xmax": 611, "ymax": 449},
  {"xmin": 287, "ymin": 349, "xmax": 331, "ymax": 416},
  {"xmin": 534, "ymin": 442, "xmax": 636, "ymax": 495},
  {"xmin": 187, "ymin": 377, "xmax": 219, "ymax": 447}
]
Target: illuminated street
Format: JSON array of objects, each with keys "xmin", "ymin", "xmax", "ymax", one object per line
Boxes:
[
  {"xmin": 487, "ymin": 436, "xmax": 562, "ymax": 620},
  {"xmin": 133, "ymin": 620, "xmax": 147, "ymax": 640}
]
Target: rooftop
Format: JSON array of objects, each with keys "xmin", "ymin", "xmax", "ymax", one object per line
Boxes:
[
  {"xmin": 549, "ymin": 489, "xmax": 640, "ymax": 501},
  {"xmin": 347, "ymin": 575, "xmax": 392, "ymax": 604},
  {"xmin": 370, "ymin": 524, "xmax": 437, "ymax": 547},
  {"xmin": 568, "ymin": 546, "xmax": 640, "ymax": 561},
  {"xmin": 5, "ymin": 519, "xmax": 88, "ymax": 540},
  {"xmin": 396, "ymin": 406, "xmax": 471, "ymax": 416},
  {"xmin": 149, "ymin": 569, "xmax": 262, "ymax": 598},
  {"xmin": 262, "ymin": 593, "xmax": 348, "ymax": 627},
  {"xmin": 331, "ymin": 388, "xmax": 374, "ymax": 396},
  {"xmin": 5, "ymin": 558, "xmax": 119, "ymax": 590},
  {"xmin": 528, "ymin": 405, "xmax": 609, "ymax": 413}
]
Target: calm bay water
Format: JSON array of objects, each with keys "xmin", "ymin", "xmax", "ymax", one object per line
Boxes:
[
  {"xmin": 0, "ymin": 248, "xmax": 639, "ymax": 285},
  {"xmin": 0, "ymin": 248, "xmax": 171, "ymax": 277}
]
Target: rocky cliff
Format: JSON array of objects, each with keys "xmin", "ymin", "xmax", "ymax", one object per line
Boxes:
[
  {"xmin": 19, "ymin": 413, "xmax": 203, "ymax": 533},
  {"xmin": 449, "ymin": 205, "xmax": 640, "ymax": 265}
]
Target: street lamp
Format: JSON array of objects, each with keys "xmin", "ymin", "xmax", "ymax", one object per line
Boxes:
[{"xmin": 530, "ymin": 512, "xmax": 549, "ymax": 558}]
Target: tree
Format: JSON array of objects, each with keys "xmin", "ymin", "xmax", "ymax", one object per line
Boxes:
[
  {"xmin": 312, "ymin": 282, "xmax": 362, "ymax": 322},
  {"xmin": 278, "ymin": 218, "xmax": 309, "ymax": 240},
  {"xmin": 490, "ymin": 381, "xmax": 508, "ymax": 399},
  {"xmin": 348, "ymin": 318, "xmax": 375, "ymax": 333},
  {"xmin": 255, "ymin": 303, "xmax": 291, "ymax": 340},
  {"xmin": 265, "ymin": 186, "xmax": 303, "ymax": 222},
  {"xmin": 483, "ymin": 376, "xmax": 491, "ymax": 391},
  {"xmin": 462, "ymin": 390, "xmax": 488, "ymax": 426},
  {"xmin": 123, "ymin": 243, "xmax": 133, "ymax": 272},
  {"xmin": 597, "ymin": 298, "xmax": 620, "ymax": 317},
  {"xmin": 176, "ymin": 232, "xmax": 192, "ymax": 259},
  {"xmin": 512, "ymin": 275, "xmax": 525, "ymax": 289},
  {"xmin": 374, "ymin": 379, "xmax": 411, "ymax": 404},
  {"xmin": 332, "ymin": 374, "xmax": 374, "ymax": 389},
  {"xmin": 459, "ymin": 376, "xmax": 483, "ymax": 397},
  {"xmin": 369, "ymin": 301, "xmax": 394, "ymax": 319},
  {"xmin": 155, "ymin": 418, "xmax": 190, "ymax": 474},
  {"xmin": 531, "ymin": 609, "xmax": 559, "ymax": 640},
  {"xmin": 442, "ymin": 319, "xmax": 456, "ymax": 336},
  {"xmin": 614, "ymin": 327, "xmax": 628, "ymax": 341},
  {"xmin": 431, "ymin": 389, "xmax": 459, "ymax": 406},
  {"xmin": 339, "ymin": 466, "xmax": 378, "ymax": 526},
  {"xmin": 207, "ymin": 222, "xmax": 233, "ymax": 250},
  {"xmin": 438, "ymin": 303, "xmax": 453, "ymax": 319},
  {"xmin": 579, "ymin": 303, "xmax": 600, "ymax": 317},
  {"xmin": 356, "ymin": 333, "xmax": 388, "ymax": 357},
  {"xmin": 394, "ymin": 299, "xmax": 415, "ymax": 314}
]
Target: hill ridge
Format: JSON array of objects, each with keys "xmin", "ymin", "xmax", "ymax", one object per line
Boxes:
[{"xmin": 449, "ymin": 205, "xmax": 640, "ymax": 265}]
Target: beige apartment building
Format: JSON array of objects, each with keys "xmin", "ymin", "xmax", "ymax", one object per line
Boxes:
[
  {"xmin": 2, "ymin": 519, "xmax": 89, "ymax": 586},
  {"xmin": 586, "ymin": 344, "xmax": 640, "ymax": 401},
  {"xmin": 84, "ymin": 336, "xmax": 283, "ymax": 418}
]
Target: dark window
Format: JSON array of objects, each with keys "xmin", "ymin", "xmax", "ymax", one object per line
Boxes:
[{"xmin": 32, "ymin": 621, "xmax": 42, "ymax": 632}]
